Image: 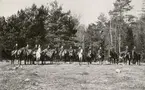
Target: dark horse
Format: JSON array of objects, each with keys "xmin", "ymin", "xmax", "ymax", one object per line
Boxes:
[
  {"xmin": 97, "ymin": 48, "xmax": 104, "ymax": 64},
  {"xmin": 86, "ymin": 49, "xmax": 95, "ymax": 65},
  {"xmin": 59, "ymin": 49, "xmax": 69, "ymax": 63},
  {"xmin": 68, "ymin": 48, "xmax": 75, "ymax": 64},
  {"xmin": 11, "ymin": 48, "xmax": 23, "ymax": 65},
  {"xmin": 120, "ymin": 51, "xmax": 131, "ymax": 65},
  {"xmin": 41, "ymin": 49, "xmax": 56, "ymax": 64},
  {"xmin": 131, "ymin": 51, "xmax": 141, "ymax": 65},
  {"xmin": 109, "ymin": 50, "xmax": 118, "ymax": 64}
]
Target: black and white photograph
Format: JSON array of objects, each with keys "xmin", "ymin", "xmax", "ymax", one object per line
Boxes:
[{"xmin": 0, "ymin": 0, "xmax": 145, "ymax": 90}]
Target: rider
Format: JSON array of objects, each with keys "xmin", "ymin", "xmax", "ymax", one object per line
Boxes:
[
  {"xmin": 37, "ymin": 45, "xmax": 41, "ymax": 51},
  {"xmin": 98, "ymin": 47, "xmax": 103, "ymax": 64},
  {"xmin": 13, "ymin": 43, "xmax": 18, "ymax": 50},
  {"xmin": 32, "ymin": 44, "xmax": 38, "ymax": 54},
  {"xmin": 25, "ymin": 44, "xmax": 29, "ymax": 49},
  {"xmin": 98, "ymin": 47, "xmax": 102, "ymax": 58},
  {"xmin": 78, "ymin": 46, "xmax": 83, "ymax": 55},
  {"xmin": 68, "ymin": 46, "xmax": 73, "ymax": 63},
  {"xmin": 59, "ymin": 45, "xmax": 64, "ymax": 55},
  {"xmin": 125, "ymin": 46, "xmax": 129, "ymax": 56},
  {"xmin": 25, "ymin": 44, "xmax": 29, "ymax": 52},
  {"xmin": 60, "ymin": 45, "xmax": 64, "ymax": 50},
  {"xmin": 13, "ymin": 43, "xmax": 18, "ymax": 56},
  {"xmin": 42, "ymin": 45, "xmax": 50, "ymax": 54},
  {"xmin": 132, "ymin": 46, "xmax": 136, "ymax": 64},
  {"xmin": 87, "ymin": 46, "xmax": 92, "ymax": 57},
  {"xmin": 88, "ymin": 46, "xmax": 92, "ymax": 51},
  {"xmin": 47, "ymin": 45, "xmax": 50, "ymax": 50},
  {"xmin": 33, "ymin": 44, "xmax": 37, "ymax": 51},
  {"xmin": 36, "ymin": 45, "xmax": 41, "ymax": 64},
  {"xmin": 125, "ymin": 46, "xmax": 131, "ymax": 64},
  {"xmin": 69, "ymin": 46, "xmax": 73, "ymax": 56}
]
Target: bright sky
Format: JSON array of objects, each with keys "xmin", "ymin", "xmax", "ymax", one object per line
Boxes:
[{"xmin": 0, "ymin": 0, "xmax": 143, "ymax": 26}]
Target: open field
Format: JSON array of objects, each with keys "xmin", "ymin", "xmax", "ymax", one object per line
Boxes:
[{"xmin": 0, "ymin": 61, "xmax": 145, "ymax": 90}]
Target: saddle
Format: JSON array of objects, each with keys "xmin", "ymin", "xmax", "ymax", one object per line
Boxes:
[
  {"xmin": 11, "ymin": 50, "xmax": 17, "ymax": 56},
  {"xmin": 98, "ymin": 55, "xmax": 101, "ymax": 58},
  {"xmin": 32, "ymin": 51, "xmax": 36, "ymax": 55},
  {"xmin": 46, "ymin": 50, "xmax": 54, "ymax": 57},
  {"xmin": 69, "ymin": 50, "xmax": 73, "ymax": 56}
]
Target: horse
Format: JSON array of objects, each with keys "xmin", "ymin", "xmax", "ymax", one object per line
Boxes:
[
  {"xmin": 68, "ymin": 49, "xmax": 74, "ymax": 64},
  {"xmin": 41, "ymin": 48, "xmax": 55, "ymax": 64},
  {"xmin": 77, "ymin": 48, "xmax": 83, "ymax": 65},
  {"xmin": 97, "ymin": 49, "xmax": 104, "ymax": 64},
  {"xmin": 52, "ymin": 48, "xmax": 60, "ymax": 64},
  {"xmin": 25, "ymin": 49, "xmax": 33, "ymax": 65},
  {"xmin": 59, "ymin": 49, "xmax": 69, "ymax": 63},
  {"xmin": 72, "ymin": 49, "xmax": 78, "ymax": 62},
  {"xmin": 35, "ymin": 46, "xmax": 41, "ymax": 65},
  {"xmin": 11, "ymin": 48, "xmax": 23, "ymax": 65},
  {"xmin": 20, "ymin": 47, "xmax": 32, "ymax": 65},
  {"xmin": 11, "ymin": 49, "xmax": 18, "ymax": 64},
  {"xmin": 86, "ymin": 49, "xmax": 94, "ymax": 65},
  {"xmin": 109, "ymin": 50, "xmax": 118, "ymax": 64},
  {"xmin": 131, "ymin": 51, "xmax": 141, "ymax": 65},
  {"xmin": 120, "ymin": 51, "xmax": 131, "ymax": 65}
]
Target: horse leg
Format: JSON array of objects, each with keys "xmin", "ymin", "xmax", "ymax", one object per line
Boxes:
[
  {"xmin": 90, "ymin": 58, "xmax": 92, "ymax": 65},
  {"xmin": 117, "ymin": 58, "xmax": 119, "ymax": 65},
  {"xmin": 24, "ymin": 56, "xmax": 26, "ymax": 65},
  {"xmin": 128, "ymin": 59, "xmax": 131, "ymax": 65},
  {"xmin": 70, "ymin": 56, "xmax": 72, "ymax": 64},
  {"xmin": 30, "ymin": 57, "xmax": 32, "ymax": 65},
  {"xmin": 89, "ymin": 57, "xmax": 92, "ymax": 65},
  {"xmin": 34, "ymin": 58, "xmax": 36, "ymax": 65},
  {"xmin": 87, "ymin": 57, "xmax": 89, "ymax": 65},
  {"xmin": 79, "ymin": 57, "xmax": 82, "ymax": 66},
  {"xmin": 101, "ymin": 58, "xmax": 103, "ymax": 65},
  {"xmin": 99, "ymin": 58, "xmax": 101, "ymax": 64},
  {"xmin": 27, "ymin": 56, "xmax": 30, "ymax": 65},
  {"xmin": 11, "ymin": 56, "xmax": 14, "ymax": 64},
  {"xmin": 17, "ymin": 56, "xmax": 19, "ymax": 65},
  {"xmin": 139, "ymin": 55, "xmax": 141, "ymax": 65},
  {"xmin": 115, "ymin": 58, "xmax": 116, "ymax": 64},
  {"xmin": 69, "ymin": 56, "xmax": 71, "ymax": 64},
  {"xmin": 51, "ymin": 57, "xmax": 54, "ymax": 64},
  {"xmin": 111, "ymin": 58, "xmax": 113, "ymax": 64},
  {"xmin": 137, "ymin": 58, "xmax": 140, "ymax": 65},
  {"xmin": 36, "ymin": 58, "xmax": 38, "ymax": 65},
  {"xmin": 124, "ymin": 58, "xmax": 126, "ymax": 65},
  {"xmin": 29, "ymin": 57, "xmax": 31, "ymax": 65},
  {"xmin": 79, "ymin": 58, "xmax": 81, "ymax": 66}
]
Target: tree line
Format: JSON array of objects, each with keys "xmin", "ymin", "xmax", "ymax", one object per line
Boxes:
[
  {"xmin": 85, "ymin": 0, "xmax": 145, "ymax": 60},
  {"xmin": 0, "ymin": 0, "xmax": 145, "ymax": 60},
  {"xmin": 0, "ymin": 1, "xmax": 79, "ymax": 50}
]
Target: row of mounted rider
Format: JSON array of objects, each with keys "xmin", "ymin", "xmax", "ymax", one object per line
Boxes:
[
  {"xmin": 109, "ymin": 46, "xmax": 141, "ymax": 65},
  {"xmin": 11, "ymin": 43, "xmax": 141, "ymax": 65}
]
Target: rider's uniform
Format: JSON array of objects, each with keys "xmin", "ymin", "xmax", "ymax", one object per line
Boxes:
[
  {"xmin": 87, "ymin": 50, "xmax": 92, "ymax": 58},
  {"xmin": 98, "ymin": 49, "xmax": 102, "ymax": 59},
  {"xmin": 59, "ymin": 47, "xmax": 64, "ymax": 56},
  {"xmin": 131, "ymin": 47, "xmax": 136, "ymax": 63},
  {"xmin": 124, "ymin": 47, "xmax": 131, "ymax": 62},
  {"xmin": 69, "ymin": 48, "xmax": 73, "ymax": 57},
  {"xmin": 87, "ymin": 47, "xmax": 92, "ymax": 57},
  {"xmin": 13, "ymin": 45, "xmax": 18, "ymax": 54},
  {"xmin": 13, "ymin": 45, "xmax": 18, "ymax": 50},
  {"xmin": 77, "ymin": 48, "xmax": 83, "ymax": 56},
  {"xmin": 132, "ymin": 49, "xmax": 135, "ymax": 59},
  {"xmin": 32, "ymin": 46, "xmax": 37, "ymax": 55}
]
